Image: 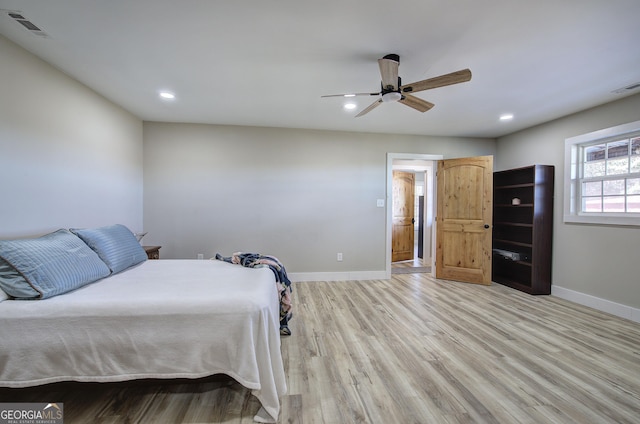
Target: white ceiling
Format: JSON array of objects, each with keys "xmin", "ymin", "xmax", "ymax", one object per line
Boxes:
[{"xmin": 1, "ymin": 0, "xmax": 639, "ymax": 138}]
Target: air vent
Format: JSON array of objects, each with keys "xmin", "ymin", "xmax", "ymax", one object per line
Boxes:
[
  {"xmin": 3, "ymin": 10, "xmax": 49, "ymax": 38},
  {"xmin": 612, "ymin": 82, "xmax": 640, "ymax": 95}
]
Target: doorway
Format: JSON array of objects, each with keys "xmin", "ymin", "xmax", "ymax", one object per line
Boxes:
[
  {"xmin": 391, "ymin": 170, "xmax": 416, "ymax": 263},
  {"xmin": 386, "ymin": 153, "xmax": 443, "ymax": 278}
]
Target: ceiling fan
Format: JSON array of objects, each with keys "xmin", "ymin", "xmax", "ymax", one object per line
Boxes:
[{"xmin": 322, "ymin": 54, "xmax": 472, "ymax": 117}]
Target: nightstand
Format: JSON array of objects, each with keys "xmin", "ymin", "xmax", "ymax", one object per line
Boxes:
[{"xmin": 143, "ymin": 245, "xmax": 161, "ymax": 260}]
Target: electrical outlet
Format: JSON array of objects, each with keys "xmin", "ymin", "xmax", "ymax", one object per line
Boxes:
[
  {"xmin": 337, "ymin": 252, "xmax": 343, "ymax": 261},
  {"xmin": 197, "ymin": 253, "xmax": 204, "ymax": 260}
]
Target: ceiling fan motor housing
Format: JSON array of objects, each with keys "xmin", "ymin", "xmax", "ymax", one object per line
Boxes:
[{"xmin": 381, "ymin": 76, "xmax": 402, "ymax": 102}]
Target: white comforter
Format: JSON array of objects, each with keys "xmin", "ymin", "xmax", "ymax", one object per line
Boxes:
[{"xmin": 0, "ymin": 259, "xmax": 286, "ymax": 423}]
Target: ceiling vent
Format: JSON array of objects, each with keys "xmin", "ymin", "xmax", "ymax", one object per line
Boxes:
[
  {"xmin": 612, "ymin": 82, "xmax": 640, "ymax": 95},
  {"xmin": 4, "ymin": 10, "xmax": 49, "ymax": 38}
]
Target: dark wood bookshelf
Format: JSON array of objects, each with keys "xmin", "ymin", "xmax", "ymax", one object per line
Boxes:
[{"xmin": 492, "ymin": 165, "xmax": 554, "ymax": 294}]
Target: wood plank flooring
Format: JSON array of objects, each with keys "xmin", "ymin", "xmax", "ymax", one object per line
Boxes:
[{"xmin": 2, "ymin": 274, "xmax": 639, "ymax": 423}]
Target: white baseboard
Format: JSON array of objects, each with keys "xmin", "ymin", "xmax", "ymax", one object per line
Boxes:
[
  {"xmin": 552, "ymin": 285, "xmax": 640, "ymax": 324},
  {"xmin": 289, "ymin": 270, "xmax": 387, "ymax": 282}
]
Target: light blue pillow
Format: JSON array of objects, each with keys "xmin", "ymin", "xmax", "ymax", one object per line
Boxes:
[
  {"xmin": 0, "ymin": 257, "xmax": 31, "ymax": 298},
  {"xmin": 71, "ymin": 224, "xmax": 147, "ymax": 274},
  {"xmin": 0, "ymin": 229, "xmax": 111, "ymax": 299}
]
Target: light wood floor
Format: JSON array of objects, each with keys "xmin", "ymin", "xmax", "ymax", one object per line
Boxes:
[
  {"xmin": 392, "ymin": 256, "xmax": 431, "ymax": 274},
  {"xmin": 392, "ymin": 257, "xmax": 429, "ymax": 268},
  {"xmin": 2, "ymin": 275, "xmax": 639, "ymax": 423}
]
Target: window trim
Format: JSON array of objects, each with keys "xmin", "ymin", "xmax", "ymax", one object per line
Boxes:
[{"xmin": 564, "ymin": 119, "xmax": 640, "ymax": 226}]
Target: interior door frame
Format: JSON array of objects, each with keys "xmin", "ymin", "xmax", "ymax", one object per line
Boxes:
[{"xmin": 385, "ymin": 153, "xmax": 443, "ymax": 278}]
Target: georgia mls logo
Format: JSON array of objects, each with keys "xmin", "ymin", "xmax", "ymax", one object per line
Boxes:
[{"xmin": 0, "ymin": 402, "xmax": 64, "ymax": 424}]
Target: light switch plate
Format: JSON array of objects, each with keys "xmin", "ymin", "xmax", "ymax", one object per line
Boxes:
[{"xmin": 376, "ymin": 199, "xmax": 385, "ymax": 207}]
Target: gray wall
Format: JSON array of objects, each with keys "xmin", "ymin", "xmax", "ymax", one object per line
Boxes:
[
  {"xmin": 142, "ymin": 122, "xmax": 495, "ymax": 272},
  {"xmin": 496, "ymin": 93, "xmax": 640, "ymax": 310},
  {"xmin": 0, "ymin": 36, "xmax": 143, "ymax": 238}
]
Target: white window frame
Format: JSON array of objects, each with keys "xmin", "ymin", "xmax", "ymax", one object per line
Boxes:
[{"xmin": 564, "ymin": 119, "xmax": 640, "ymax": 226}]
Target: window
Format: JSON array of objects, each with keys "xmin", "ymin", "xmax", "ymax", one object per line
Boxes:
[{"xmin": 564, "ymin": 120, "xmax": 640, "ymax": 226}]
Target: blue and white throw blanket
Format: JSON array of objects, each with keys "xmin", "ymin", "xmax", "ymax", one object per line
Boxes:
[{"xmin": 215, "ymin": 252, "xmax": 293, "ymax": 335}]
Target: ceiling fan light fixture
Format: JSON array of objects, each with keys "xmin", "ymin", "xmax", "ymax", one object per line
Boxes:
[{"xmin": 381, "ymin": 91, "xmax": 402, "ymax": 103}]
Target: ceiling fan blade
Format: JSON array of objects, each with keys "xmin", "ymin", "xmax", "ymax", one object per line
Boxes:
[
  {"xmin": 355, "ymin": 99, "xmax": 383, "ymax": 117},
  {"xmin": 321, "ymin": 92, "xmax": 380, "ymax": 98},
  {"xmin": 378, "ymin": 55, "xmax": 399, "ymax": 91},
  {"xmin": 398, "ymin": 94, "xmax": 435, "ymax": 113},
  {"xmin": 401, "ymin": 68, "xmax": 472, "ymax": 94}
]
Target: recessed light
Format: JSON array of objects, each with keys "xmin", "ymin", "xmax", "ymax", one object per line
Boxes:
[
  {"xmin": 499, "ymin": 114, "xmax": 514, "ymax": 121},
  {"xmin": 159, "ymin": 91, "xmax": 175, "ymax": 100},
  {"xmin": 344, "ymin": 103, "xmax": 357, "ymax": 110},
  {"xmin": 344, "ymin": 94, "xmax": 356, "ymax": 98}
]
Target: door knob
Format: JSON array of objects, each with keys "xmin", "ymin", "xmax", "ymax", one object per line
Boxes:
[{"xmin": 484, "ymin": 224, "xmax": 490, "ymax": 229}]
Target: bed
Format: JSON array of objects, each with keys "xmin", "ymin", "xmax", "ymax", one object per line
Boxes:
[{"xmin": 0, "ymin": 225, "xmax": 286, "ymax": 423}]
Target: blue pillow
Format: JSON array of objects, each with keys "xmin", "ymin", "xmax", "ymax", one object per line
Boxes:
[
  {"xmin": 0, "ymin": 229, "xmax": 111, "ymax": 299},
  {"xmin": 71, "ymin": 224, "xmax": 147, "ymax": 274},
  {"xmin": 0, "ymin": 257, "xmax": 31, "ymax": 298}
]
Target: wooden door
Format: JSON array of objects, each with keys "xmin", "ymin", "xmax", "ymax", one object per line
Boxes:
[
  {"xmin": 435, "ymin": 156, "xmax": 493, "ymax": 285},
  {"xmin": 392, "ymin": 171, "xmax": 415, "ymax": 262}
]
